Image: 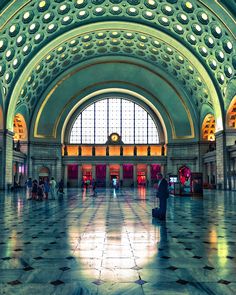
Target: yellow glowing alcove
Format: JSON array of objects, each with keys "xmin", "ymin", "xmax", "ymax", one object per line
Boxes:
[
  {"xmin": 226, "ymin": 96, "xmax": 236, "ymax": 129},
  {"xmin": 202, "ymin": 114, "xmax": 215, "ymax": 141},
  {"xmin": 13, "ymin": 113, "xmax": 28, "ymax": 141}
]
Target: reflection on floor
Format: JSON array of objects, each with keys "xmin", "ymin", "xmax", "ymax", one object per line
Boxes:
[{"xmin": 0, "ymin": 187, "xmax": 236, "ymax": 294}]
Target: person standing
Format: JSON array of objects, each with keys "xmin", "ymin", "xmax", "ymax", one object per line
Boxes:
[
  {"xmin": 25, "ymin": 177, "xmax": 32, "ymax": 200},
  {"xmin": 57, "ymin": 179, "xmax": 64, "ymax": 198},
  {"xmin": 31, "ymin": 179, "xmax": 38, "ymax": 200},
  {"xmin": 156, "ymin": 173, "xmax": 169, "ymax": 220},
  {"xmin": 37, "ymin": 180, "xmax": 44, "ymax": 201},
  {"xmin": 44, "ymin": 179, "xmax": 50, "ymax": 200},
  {"xmin": 50, "ymin": 177, "xmax": 57, "ymax": 200},
  {"xmin": 91, "ymin": 178, "xmax": 97, "ymax": 196}
]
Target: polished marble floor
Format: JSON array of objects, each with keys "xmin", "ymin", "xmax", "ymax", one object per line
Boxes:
[{"xmin": 0, "ymin": 187, "xmax": 236, "ymax": 294}]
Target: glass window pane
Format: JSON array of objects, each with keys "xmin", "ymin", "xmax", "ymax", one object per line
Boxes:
[
  {"xmin": 109, "ymin": 98, "xmax": 121, "ymax": 135},
  {"xmin": 82, "ymin": 104, "xmax": 94, "ymax": 144},
  {"xmin": 70, "ymin": 114, "xmax": 81, "ymax": 143},
  {"xmin": 135, "ymin": 104, "xmax": 147, "ymax": 144},
  {"xmin": 95, "ymin": 100, "xmax": 107, "ymax": 144},
  {"xmin": 148, "ymin": 115, "xmax": 159, "ymax": 143},
  {"xmin": 122, "ymin": 100, "xmax": 134, "ymax": 144},
  {"xmin": 69, "ymin": 98, "xmax": 160, "ymax": 145}
]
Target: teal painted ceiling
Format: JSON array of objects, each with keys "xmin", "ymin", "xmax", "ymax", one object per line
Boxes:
[{"xmin": 0, "ymin": 0, "xmax": 235, "ymax": 135}]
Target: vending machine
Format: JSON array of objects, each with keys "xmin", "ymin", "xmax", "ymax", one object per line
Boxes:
[{"xmin": 168, "ymin": 175, "xmax": 178, "ymax": 195}]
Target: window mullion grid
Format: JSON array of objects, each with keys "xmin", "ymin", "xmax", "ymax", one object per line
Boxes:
[
  {"xmin": 133, "ymin": 102, "xmax": 135, "ymax": 144},
  {"xmin": 120, "ymin": 99, "xmax": 122, "ymax": 137},
  {"xmin": 94, "ymin": 103, "xmax": 96, "ymax": 144},
  {"xmin": 70, "ymin": 98, "xmax": 159, "ymax": 145},
  {"xmin": 81, "ymin": 113, "xmax": 82, "ymax": 144},
  {"xmin": 107, "ymin": 98, "xmax": 109, "ymax": 138}
]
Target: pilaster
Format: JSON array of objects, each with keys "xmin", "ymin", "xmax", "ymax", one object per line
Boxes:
[
  {"xmin": 0, "ymin": 130, "xmax": 14, "ymax": 189},
  {"xmin": 215, "ymin": 131, "xmax": 228, "ymax": 189}
]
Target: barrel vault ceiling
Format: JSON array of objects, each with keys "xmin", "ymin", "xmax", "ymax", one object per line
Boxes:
[{"xmin": 0, "ymin": 0, "xmax": 235, "ymax": 136}]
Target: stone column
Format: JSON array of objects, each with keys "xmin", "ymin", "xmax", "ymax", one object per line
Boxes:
[
  {"xmin": 78, "ymin": 164, "xmax": 82, "ymax": 188},
  {"xmin": 160, "ymin": 164, "xmax": 165, "ymax": 175},
  {"xmin": 1, "ymin": 130, "xmax": 14, "ymax": 189},
  {"xmin": 234, "ymin": 158, "xmax": 236, "ymax": 190},
  {"xmin": 92, "ymin": 165, "xmax": 96, "ymax": 179},
  {"xmin": 64, "ymin": 164, "xmax": 68, "ymax": 187},
  {"xmin": 215, "ymin": 131, "xmax": 228, "ymax": 189},
  {"xmin": 133, "ymin": 164, "xmax": 137, "ymax": 187},
  {"xmin": 15, "ymin": 162, "xmax": 19, "ymax": 183},
  {"xmin": 209, "ymin": 163, "xmax": 213, "ymax": 184},
  {"xmin": 207, "ymin": 163, "xmax": 210, "ymax": 184},
  {"xmin": 119, "ymin": 164, "xmax": 123, "ymax": 187},
  {"xmin": 147, "ymin": 164, "xmax": 151, "ymax": 187},
  {"xmin": 106, "ymin": 164, "xmax": 110, "ymax": 187},
  {"xmin": 203, "ymin": 163, "xmax": 207, "ymax": 184}
]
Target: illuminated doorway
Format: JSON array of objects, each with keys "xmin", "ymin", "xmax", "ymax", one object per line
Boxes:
[
  {"xmin": 137, "ymin": 164, "xmax": 147, "ymax": 186},
  {"xmin": 110, "ymin": 164, "xmax": 120, "ymax": 186}
]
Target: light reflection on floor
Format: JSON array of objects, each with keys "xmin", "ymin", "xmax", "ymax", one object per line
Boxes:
[{"xmin": 0, "ymin": 188, "xmax": 236, "ymax": 294}]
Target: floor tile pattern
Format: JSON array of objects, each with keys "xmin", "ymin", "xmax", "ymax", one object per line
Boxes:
[{"xmin": 0, "ymin": 188, "xmax": 235, "ymax": 294}]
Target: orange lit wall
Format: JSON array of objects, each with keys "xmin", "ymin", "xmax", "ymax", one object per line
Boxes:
[
  {"xmin": 123, "ymin": 146, "xmax": 133, "ymax": 156},
  {"xmin": 67, "ymin": 145, "xmax": 78, "ymax": 156},
  {"xmin": 82, "ymin": 146, "xmax": 92, "ymax": 156},
  {"xmin": 109, "ymin": 146, "xmax": 120, "ymax": 156},
  {"xmin": 137, "ymin": 146, "xmax": 147, "ymax": 156},
  {"xmin": 151, "ymin": 146, "xmax": 161, "ymax": 156},
  {"xmin": 96, "ymin": 146, "xmax": 106, "ymax": 156},
  {"xmin": 62, "ymin": 145, "xmax": 163, "ymax": 156}
]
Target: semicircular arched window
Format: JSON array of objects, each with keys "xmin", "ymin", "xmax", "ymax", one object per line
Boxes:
[{"xmin": 70, "ymin": 98, "xmax": 159, "ymax": 144}]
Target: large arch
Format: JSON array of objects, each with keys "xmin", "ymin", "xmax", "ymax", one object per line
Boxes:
[
  {"xmin": 0, "ymin": 0, "xmax": 235, "ymax": 192},
  {"xmin": 5, "ymin": 18, "xmax": 228, "ymax": 134},
  {"xmin": 29, "ymin": 59, "xmax": 197, "ymax": 143}
]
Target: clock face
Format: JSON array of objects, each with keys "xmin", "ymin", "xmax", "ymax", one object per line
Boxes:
[{"xmin": 111, "ymin": 133, "xmax": 119, "ymax": 142}]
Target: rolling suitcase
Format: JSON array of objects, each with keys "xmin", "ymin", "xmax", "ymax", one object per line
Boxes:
[
  {"xmin": 152, "ymin": 207, "xmax": 159, "ymax": 218},
  {"xmin": 152, "ymin": 195, "xmax": 159, "ymax": 218}
]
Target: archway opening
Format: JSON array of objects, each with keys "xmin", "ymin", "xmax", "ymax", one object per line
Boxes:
[
  {"xmin": 13, "ymin": 114, "xmax": 28, "ymax": 141},
  {"xmin": 202, "ymin": 114, "xmax": 216, "ymax": 141},
  {"xmin": 39, "ymin": 167, "xmax": 50, "ymax": 181},
  {"xmin": 0, "ymin": 106, "xmax": 3, "ymax": 129},
  {"xmin": 226, "ymin": 96, "xmax": 236, "ymax": 129}
]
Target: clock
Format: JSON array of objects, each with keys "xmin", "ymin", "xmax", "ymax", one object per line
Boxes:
[
  {"xmin": 107, "ymin": 133, "xmax": 123, "ymax": 144},
  {"xmin": 111, "ymin": 133, "xmax": 119, "ymax": 142}
]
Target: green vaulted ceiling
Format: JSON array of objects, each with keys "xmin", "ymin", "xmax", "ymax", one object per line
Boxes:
[{"xmin": 0, "ymin": 0, "xmax": 235, "ymax": 140}]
